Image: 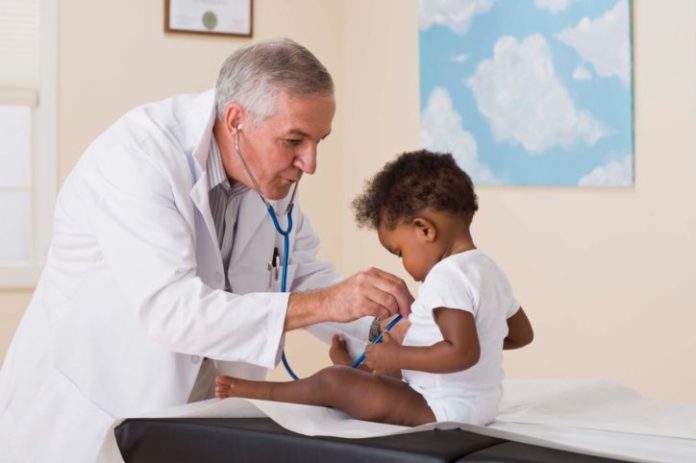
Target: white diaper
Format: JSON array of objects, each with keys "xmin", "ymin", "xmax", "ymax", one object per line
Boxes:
[{"xmin": 412, "ymin": 384, "xmax": 502, "ymax": 426}]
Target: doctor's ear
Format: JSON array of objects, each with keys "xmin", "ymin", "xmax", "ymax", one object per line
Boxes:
[
  {"xmin": 223, "ymin": 103, "xmax": 245, "ymax": 134},
  {"xmin": 412, "ymin": 217, "xmax": 437, "ymax": 242}
]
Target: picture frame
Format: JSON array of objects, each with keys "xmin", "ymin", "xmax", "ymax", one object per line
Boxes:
[
  {"xmin": 165, "ymin": 0, "xmax": 253, "ymax": 38},
  {"xmin": 418, "ymin": 0, "xmax": 634, "ymax": 188}
]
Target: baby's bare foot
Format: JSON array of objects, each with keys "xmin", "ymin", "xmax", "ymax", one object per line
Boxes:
[
  {"xmin": 329, "ymin": 335, "xmax": 353, "ymax": 366},
  {"xmin": 215, "ymin": 375, "xmax": 259, "ymax": 399}
]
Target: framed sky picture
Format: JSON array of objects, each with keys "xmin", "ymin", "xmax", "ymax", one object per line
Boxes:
[{"xmin": 419, "ymin": 0, "xmax": 634, "ymax": 187}]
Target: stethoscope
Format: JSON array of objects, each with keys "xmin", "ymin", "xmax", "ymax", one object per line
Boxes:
[
  {"xmin": 234, "ymin": 123, "xmax": 402, "ymax": 379},
  {"xmin": 234, "ymin": 124, "xmax": 300, "ymax": 380}
]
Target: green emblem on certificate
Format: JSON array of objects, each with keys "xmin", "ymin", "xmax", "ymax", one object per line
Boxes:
[{"xmin": 202, "ymin": 11, "xmax": 218, "ymax": 30}]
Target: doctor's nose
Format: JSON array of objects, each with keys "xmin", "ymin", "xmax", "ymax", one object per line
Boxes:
[{"xmin": 294, "ymin": 142, "xmax": 318, "ymax": 175}]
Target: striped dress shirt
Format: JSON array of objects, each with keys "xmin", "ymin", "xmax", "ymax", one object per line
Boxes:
[
  {"xmin": 188, "ymin": 137, "xmax": 251, "ymax": 402},
  {"xmin": 207, "ymin": 137, "xmax": 249, "ymax": 292}
]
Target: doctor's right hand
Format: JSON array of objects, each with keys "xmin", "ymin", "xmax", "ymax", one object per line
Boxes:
[
  {"xmin": 325, "ymin": 267, "xmax": 413, "ymax": 321},
  {"xmin": 285, "ymin": 267, "xmax": 412, "ymax": 331}
]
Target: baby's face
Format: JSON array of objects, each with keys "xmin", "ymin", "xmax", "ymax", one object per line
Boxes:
[{"xmin": 377, "ymin": 221, "xmax": 441, "ymax": 282}]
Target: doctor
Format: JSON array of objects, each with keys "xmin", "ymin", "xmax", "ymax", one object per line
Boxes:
[{"xmin": 0, "ymin": 38, "xmax": 411, "ymax": 461}]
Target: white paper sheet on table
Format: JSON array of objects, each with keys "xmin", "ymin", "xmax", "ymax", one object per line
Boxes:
[
  {"xmin": 98, "ymin": 379, "xmax": 696, "ymax": 463},
  {"xmin": 490, "ymin": 379, "xmax": 696, "ymax": 463}
]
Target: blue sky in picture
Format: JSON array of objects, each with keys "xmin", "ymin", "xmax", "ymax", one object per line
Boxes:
[{"xmin": 419, "ymin": 0, "xmax": 634, "ymax": 187}]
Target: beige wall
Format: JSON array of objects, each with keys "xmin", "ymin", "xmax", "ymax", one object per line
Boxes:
[
  {"xmin": 2, "ymin": 0, "xmax": 695, "ymax": 401},
  {"xmin": 339, "ymin": 0, "xmax": 696, "ymax": 402}
]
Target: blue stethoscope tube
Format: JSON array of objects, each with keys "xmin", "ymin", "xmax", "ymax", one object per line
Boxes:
[
  {"xmin": 266, "ymin": 204, "xmax": 300, "ymax": 381},
  {"xmin": 270, "ymin": 203, "xmax": 403, "ymax": 377},
  {"xmin": 351, "ymin": 314, "xmax": 403, "ymax": 369},
  {"xmin": 235, "ymin": 125, "xmax": 403, "ymax": 380},
  {"xmin": 235, "ymin": 125, "xmax": 301, "ymax": 380}
]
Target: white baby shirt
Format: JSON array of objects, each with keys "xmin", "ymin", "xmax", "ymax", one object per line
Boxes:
[{"xmin": 402, "ymin": 249, "xmax": 519, "ymax": 422}]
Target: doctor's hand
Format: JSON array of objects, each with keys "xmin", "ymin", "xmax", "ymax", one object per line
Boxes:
[
  {"xmin": 327, "ymin": 267, "xmax": 413, "ymax": 322},
  {"xmin": 285, "ymin": 267, "xmax": 413, "ymax": 331}
]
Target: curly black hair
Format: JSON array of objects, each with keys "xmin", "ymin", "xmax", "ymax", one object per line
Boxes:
[{"xmin": 353, "ymin": 150, "xmax": 478, "ymax": 229}]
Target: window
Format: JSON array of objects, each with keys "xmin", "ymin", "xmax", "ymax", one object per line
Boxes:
[{"xmin": 0, "ymin": 0, "xmax": 56, "ymax": 288}]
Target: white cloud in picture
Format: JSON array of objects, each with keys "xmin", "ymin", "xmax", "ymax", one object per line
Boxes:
[
  {"xmin": 421, "ymin": 87, "xmax": 500, "ymax": 184},
  {"xmin": 577, "ymin": 154, "xmax": 633, "ymax": 186},
  {"xmin": 468, "ymin": 34, "xmax": 604, "ymax": 154},
  {"xmin": 558, "ymin": 0, "xmax": 631, "ymax": 87},
  {"xmin": 573, "ymin": 64, "xmax": 593, "ymax": 81},
  {"xmin": 450, "ymin": 52, "xmax": 470, "ymax": 63},
  {"xmin": 535, "ymin": 0, "xmax": 573, "ymax": 14},
  {"xmin": 419, "ymin": 0, "xmax": 494, "ymax": 35}
]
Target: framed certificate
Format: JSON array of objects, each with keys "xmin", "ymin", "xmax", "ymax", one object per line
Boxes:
[{"xmin": 165, "ymin": 0, "xmax": 253, "ymax": 37}]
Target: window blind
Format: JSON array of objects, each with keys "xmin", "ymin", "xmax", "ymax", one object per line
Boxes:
[{"xmin": 0, "ymin": 0, "xmax": 39, "ymax": 105}]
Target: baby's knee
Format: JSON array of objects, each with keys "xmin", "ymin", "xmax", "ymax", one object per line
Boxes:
[{"xmin": 313, "ymin": 365, "xmax": 354, "ymax": 395}]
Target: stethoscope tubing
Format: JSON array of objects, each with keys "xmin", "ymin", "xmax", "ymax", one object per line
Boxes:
[
  {"xmin": 351, "ymin": 314, "xmax": 403, "ymax": 369},
  {"xmin": 235, "ymin": 126, "xmax": 300, "ymax": 379},
  {"xmin": 268, "ymin": 205, "xmax": 300, "ymax": 381},
  {"xmin": 234, "ymin": 125, "xmax": 401, "ymax": 380}
]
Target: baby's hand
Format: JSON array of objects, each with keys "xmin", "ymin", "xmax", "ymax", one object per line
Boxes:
[
  {"xmin": 329, "ymin": 335, "xmax": 353, "ymax": 366},
  {"xmin": 365, "ymin": 332, "xmax": 401, "ymax": 375}
]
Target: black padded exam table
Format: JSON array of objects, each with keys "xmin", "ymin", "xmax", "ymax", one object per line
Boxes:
[{"xmin": 115, "ymin": 417, "xmax": 631, "ymax": 462}]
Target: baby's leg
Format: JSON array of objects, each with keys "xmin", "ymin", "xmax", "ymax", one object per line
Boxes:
[{"xmin": 215, "ymin": 365, "xmax": 435, "ymax": 427}]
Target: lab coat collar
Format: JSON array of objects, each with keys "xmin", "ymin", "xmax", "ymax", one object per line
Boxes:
[
  {"xmin": 190, "ymin": 171, "xmax": 219, "ymax": 249},
  {"xmin": 188, "ymin": 89, "xmax": 221, "ymax": 249},
  {"xmin": 185, "ymin": 89, "xmax": 216, "ymax": 173},
  {"xmin": 232, "ymin": 186, "xmax": 296, "ymax": 258},
  {"xmin": 231, "ymin": 190, "xmax": 273, "ymax": 256},
  {"xmin": 186, "ymin": 88, "xmax": 294, "ymax": 260},
  {"xmin": 190, "ymin": 182, "xmax": 269, "ymax": 266}
]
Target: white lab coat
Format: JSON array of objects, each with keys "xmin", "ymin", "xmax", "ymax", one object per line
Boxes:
[{"xmin": 0, "ymin": 89, "xmax": 371, "ymax": 462}]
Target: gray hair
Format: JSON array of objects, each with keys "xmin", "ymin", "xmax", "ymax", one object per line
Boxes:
[{"xmin": 215, "ymin": 38, "xmax": 334, "ymax": 125}]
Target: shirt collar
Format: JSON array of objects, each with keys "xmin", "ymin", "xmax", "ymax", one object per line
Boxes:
[{"xmin": 207, "ymin": 135, "xmax": 248, "ymax": 196}]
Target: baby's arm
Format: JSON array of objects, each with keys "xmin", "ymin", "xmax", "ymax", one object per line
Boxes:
[
  {"xmin": 504, "ymin": 306, "xmax": 534, "ymax": 349},
  {"xmin": 366, "ymin": 308, "xmax": 480, "ymax": 374}
]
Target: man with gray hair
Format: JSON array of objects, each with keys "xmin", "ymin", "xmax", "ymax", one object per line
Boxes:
[{"xmin": 0, "ymin": 38, "xmax": 411, "ymax": 461}]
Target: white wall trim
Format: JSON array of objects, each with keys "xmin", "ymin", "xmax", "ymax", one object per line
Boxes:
[
  {"xmin": 0, "ymin": 0, "xmax": 56, "ymax": 290},
  {"xmin": 34, "ymin": 0, "xmax": 58, "ymax": 263},
  {"xmin": 0, "ymin": 89, "xmax": 38, "ymax": 106},
  {"xmin": 0, "ymin": 264, "xmax": 43, "ymax": 289}
]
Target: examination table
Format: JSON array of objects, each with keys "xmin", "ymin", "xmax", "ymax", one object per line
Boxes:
[{"xmin": 114, "ymin": 416, "xmax": 628, "ymax": 462}]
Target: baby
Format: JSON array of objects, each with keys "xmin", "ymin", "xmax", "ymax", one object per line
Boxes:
[{"xmin": 216, "ymin": 149, "xmax": 533, "ymax": 427}]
